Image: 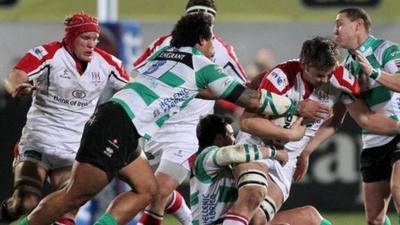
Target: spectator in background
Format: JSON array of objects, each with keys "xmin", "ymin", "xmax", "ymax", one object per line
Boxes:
[{"xmin": 1, "ymin": 12, "xmax": 130, "ymax": 225}]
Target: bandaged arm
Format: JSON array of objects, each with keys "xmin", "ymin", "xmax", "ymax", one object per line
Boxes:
[{"xmin": 214, "ymin": 144, "xmax": 279, "ymax": 167}]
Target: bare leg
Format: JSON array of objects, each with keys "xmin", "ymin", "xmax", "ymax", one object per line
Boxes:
[
  {"xmin": 363, "ymin": 181, "xmax": 391, "ymax": 225},
  {"xmin": 104, "ymin": 154, "xmax": 158, "ymax": 225},
  {"xmin": 1, "ymin": 161, "xmax": 46, "ymax": 221},
  {"xmin": 27, "ymin": 162, "xmax": 109, "ymax": 225},
  {"xmin": 390, "ymin": 161, "xmax": 400, "ymax": 213}
]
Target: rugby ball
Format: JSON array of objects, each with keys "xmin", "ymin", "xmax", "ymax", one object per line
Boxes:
[{"xmin": 266, "ymin": 114, "xmax": 299, "ymax": 147}]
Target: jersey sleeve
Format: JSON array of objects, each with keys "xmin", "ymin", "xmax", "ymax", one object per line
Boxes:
[
  {"xmin": 108, "ymin": 55, "xmax": 131, "ymax": 90},
  {"xmin": 333, "ymin": 66, "xmax": 360, "ymax": 104},
  {"xmin": 214, "ymin": 36, "xmax": 248, "ymax": 84},
  {"xmin": 194, "ymin": 146, "xmax": 226, "ymax": 181},
  {"xmin": 196, "ymin": 64, "xmax": 241, "ymax": 99},
  {"xmin": 381, "ymin": 43, "xmax": 400, "ymax": 74},
  {"xmin": 14, "ymin": 42, "xmax": 61, "ymax": 81},
  {"xmin": 258, "ymin": 66, "xmax": 290, "ymax": 94}
]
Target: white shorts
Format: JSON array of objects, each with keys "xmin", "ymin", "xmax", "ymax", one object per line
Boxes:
[
  {"xmin": 144, "ymin": 140, "xmax": 198, "ymax": 183},
  {"xmin": 18, "ymin": 143, "xmax": 75, "ymax": 171}
]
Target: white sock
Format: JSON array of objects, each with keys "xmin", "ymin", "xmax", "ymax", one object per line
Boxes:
[
  {"xmin": 222, "ymin": 211, "xmax": 249, "ymax": 225},
  {"xmin": 165, "ymin": 190, "xmax": 192, "ymax": 225}
]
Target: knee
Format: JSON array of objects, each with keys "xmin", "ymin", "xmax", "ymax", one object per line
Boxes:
[
  {"xmin": 366, "ymin": 216, "xmax": 385, "ymax": 225},
  {"xmin": 238, "ymin": 186, "xmax": 266, "ymax": 209},
  {"xmin": 10, "ymin": 189, "xmax": 41, "ymax": 215},
  {"xmin": 301, "ymin": 206, "xmax": 322, "ymax": 224}
]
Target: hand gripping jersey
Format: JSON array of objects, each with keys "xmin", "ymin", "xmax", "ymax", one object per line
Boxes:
[
  {"xmin": 17, "ymin": 41, "xmax": 129, "ymax": 154},
  {"xmin": 343, "ymin": 35, "xmax": 400, "ymax": 149},
  {"xmin": 133, "ymin": 35, "xmax": 247, "ymax": 144},
  {"xmin": 112, "ymin": 46, "xmax": 241, "ymax": 140},
  {"xmin": 235, "ymin": 60, "xmax": 359, "ymax": 200}
]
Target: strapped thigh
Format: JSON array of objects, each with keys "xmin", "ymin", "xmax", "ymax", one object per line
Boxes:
[
  {"xmin": 237, "ymin": 169, "xmax": 268, "ymax": 191},
  {"xmin": 259, "ymin": 196, "xmax": 277, "ymax": 221},
  {"xmin": 14, "ymin": 175, "xmax": 43, "ymax": 197}
]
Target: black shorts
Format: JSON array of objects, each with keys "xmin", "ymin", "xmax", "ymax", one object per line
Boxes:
[
  {"xmin": 360, "ymin": 135, "xmax": 400, "ymax": 182},
  {"xmin": 76, "ymin": 102, "xmax": 141, "ymax": 181}
]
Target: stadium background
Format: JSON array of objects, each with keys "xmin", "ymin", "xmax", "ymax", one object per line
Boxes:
[{"xmin": 1, "ymin": 0, "xmax": 400, "ymax": 224}]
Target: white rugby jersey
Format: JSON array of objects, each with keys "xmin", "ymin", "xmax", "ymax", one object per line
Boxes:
[
  {"xmin": 112, "ymin": 46, "xmax": 241, "ymax": 140},
  {"xmin": 236, "ymin": 60, "xmax": 359, "ymax": 155},
  {"xmin": 343, "ymin": 35, "xmax": 400, "ymax": 148},
  {"xmin": 191, "ymin": 145, "xmax": 246, "ymax": 225},
  {"xmin": 17, "ymin": 41, "xmax": 130, "ymax": 153},
  {"xmin": 133, "ymin": 35, "xmax": 247, "ymax": 143}
]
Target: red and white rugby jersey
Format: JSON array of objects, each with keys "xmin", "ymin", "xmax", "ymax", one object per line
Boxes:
[
  {"xmin": 132, "ymin": 34, "xmax": 247, "ymax": 143},
  {"xmin": 17, "ymin": 41, "xmax": 130, "ymax": 153}
]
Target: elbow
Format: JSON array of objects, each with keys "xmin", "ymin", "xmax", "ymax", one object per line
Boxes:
[{"xmin": 240, "ymin": 118, "xmax": 251, "ymax": 133}]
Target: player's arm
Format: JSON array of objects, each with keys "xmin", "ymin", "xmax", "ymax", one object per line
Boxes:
[
  {"xmin": 213, "ymin": 144, "xmax": 288, "ymax": 167},
  {"xmin": 293, "ymin": 102, "xmax": 347, "ymax": 182},
  {"xmin": 354, "ymin": 48, "xmax": 400, "ymax": 92},
  {"xmin": 197, "ymin": 64, "xmax": 296, "ymax": 117},
  {"xmin": 240, "ymin": 111, "xmax": 305, "ymax": 142},
  {"xmin": 346, "ymin": 98, "xmax": 400, "ymax": 135},
  {"xmin": 4, "ymin": 69, "xmax": 36, "ymax": 97}
]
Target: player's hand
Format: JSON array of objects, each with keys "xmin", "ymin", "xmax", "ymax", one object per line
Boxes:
[
  {"xmin": 293, "ymin": 151, "xmax": 310, "ymax": 182},
  {"xmin": 353, "ymin": 50, "xmax": 373, "ymax": 76},
  {"xmin": 12, "ymin": 83, "xmax": 38, "ymax": 97},
  {"xmin": 288, "ymin": 117, "xmax": 306, "ymax": 141},
  {"xmin": 275, "ymin": 148, "xmax": 288, "ymax": 166},
  {"xmin": 297, "ymin": 99, "xmax": 331, "ymax": 121}
]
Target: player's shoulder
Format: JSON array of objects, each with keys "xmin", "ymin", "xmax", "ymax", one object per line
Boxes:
[
  {"xmin": 29, "ymin": 41, "xmax": 63, "ymax": 61},
  {"xmin": 94, "ymin": 47, "xmax": 123, "ymax": 66},
  {"xmin": 331, "ymin": 65, "xmax": 358, "ymax": 92},
  {"xmin": 150, "ymin": 34, "xmax": 172, "ymax": 49},
  {"xmin": 258, "ymin": 59, "xmax": 303, "ymax": 95}
]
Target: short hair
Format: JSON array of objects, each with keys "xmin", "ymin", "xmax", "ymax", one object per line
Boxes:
[
  {"xmin": 197, "ymin": 114, "xmax": 232, "ymax": 150},
  {"xmin": 185, "ymin": 0, "xmax": 217, "ymax": 16},
  {"xmin": 339, "ymin": 7, "xmax": 371, "ymax": 32},
  {"xmin": 300, "ymin": 36, "xmax": 339, "ymax": 72},
  {"xmin": 171, "ymin": 13, "xmax": 213, "ymax": 48}
]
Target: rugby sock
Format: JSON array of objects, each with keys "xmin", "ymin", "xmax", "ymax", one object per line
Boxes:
[
  {"xmin": 165, "ymin": 190, "xmax": 192, "ymax": 225},
  {"xmin": 13, "ymin": 216, "xmax": 28, "ymax": 225},
  {"xmin": 222, "ymin": 211, "xmax": 249, "ymax": 225},
  {"xmin": 54, "ymin": 217, "xmax": 75, "ymax": 225},
  {"xmin": 320, "ymin": 218, "xmax": 332, "ymax": 225},
  {"xmin": 94, "ymin": 214, "xmax": 117, "ymax": 225},
  {"xmin": 138, "ymin": 210, "xmax": 163, "ymax": 225}
]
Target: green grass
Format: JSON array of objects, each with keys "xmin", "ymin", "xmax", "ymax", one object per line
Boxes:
[
  {"xmin": 1, "ymin": 0, "xmax": 400, "ymax": 22},
  {"xmin": 162, "ymin": 212, "xmax": 398, "ymax": 225}
]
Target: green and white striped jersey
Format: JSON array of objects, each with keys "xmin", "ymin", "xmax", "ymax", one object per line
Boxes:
[
  {"xmin": 111, "ymin": 46, "xmax": 240, "ymax": 140},
  {"xmin": 343, "ymin": 35, "xmax": 400, "ymax": 148},
  {"xmin": 190, "ymin": 146, "xmax": 238, "ymax": 225}
]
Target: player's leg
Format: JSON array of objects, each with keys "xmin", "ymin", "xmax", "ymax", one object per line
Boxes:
[
  {"xmin": 360, "ymin": 145, "xmax": 393, "ymax": 225},
  {"xmin": 20, "ymin": 161, "xmax": 109, "ymax": 225},
  {"xmin": 139, "ymin": 143, "xmax": 193, "ymax": 225},
  {"xmin": 48, "ymin": 165, "xmax": 77, "ymax": 225},
  {"xmin": 223, "ymin": 161, "xmax": 269, "ymax": 225},
  {"xmin": 272, "ymin": 206, "xmax": 331, "ymax": 225},
  {"xmin": 0, "ymin": 160, "xmax": 47, "ymax": 222},
  {"xmin": 390, "ymin": 159, "xmax": 400, "ymax": 225},
  {"xmin": 98, "ymin": 153, "xmax": 158, "ymax": 225}
]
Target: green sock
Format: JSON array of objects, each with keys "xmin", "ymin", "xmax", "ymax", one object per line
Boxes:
[
  {"xmin": 383, "ymin": 215, "xmax": 391, "ymax": 225},
  {"xmin": 10, "ymin": 216, "xmax": 29, "ymax": 225},
  {"xmin": 94, "ymin": 213, "xmax": 118, "ymax": 225},
  {"xmin": 320, "ymin": 218, "xmax": 332, "ymax": 225}
]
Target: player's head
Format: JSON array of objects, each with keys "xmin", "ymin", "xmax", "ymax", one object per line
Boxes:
[
  {"xmin": 300, "ymin": 36, "xmax": 339, "ymax": 87},
  {"xmin": 334, "ymin": 7, "xmax": 371, "ymax": 50},
  {"xmin": 196, "ymin": 114, "xmax": 235, "ymax": 150},
  {"xmin": 63, "ymin": 12, "xmax": 100, "ymax": 62},
  {"xmin": 185, "ymin": 0, "xmax": 217, "ymax": 22},
  {"xmin": 171, "ymin": 13, "xmax": 214, "ymax": 58}
]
